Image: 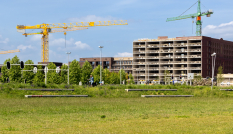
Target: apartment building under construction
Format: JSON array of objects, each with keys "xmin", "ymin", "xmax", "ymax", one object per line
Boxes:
[{"xmin": 133, "ymin": 36, "xmax": 233, "ymax": 84}]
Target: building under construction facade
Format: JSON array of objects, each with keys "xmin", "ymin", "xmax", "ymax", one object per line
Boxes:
[{"xmin": 133, "ymin": 36, "xmax": 233, "ymax": 84}]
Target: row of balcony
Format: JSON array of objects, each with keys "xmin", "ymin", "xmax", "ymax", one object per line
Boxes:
[
  {"xmin": 133, "ymin": 67, "xmax": 201, "ymax": 70},
  {"xmin": 132, "ymin": 73, "xmax": 201, "ymax": 76},
  {"xmin": 134, "ymin": 49, "xmax": 201, "ymax": 54},
  {"xmin": 133, "ymin": 61, "xmax": 201, "ymax": 64},
  {"xmin": 134, "ymin": 54, "xmax": 201, "ymax": 59},
  {"xmin": 133, "ymin": 43, "xmax": 201, "ymax": 48}
]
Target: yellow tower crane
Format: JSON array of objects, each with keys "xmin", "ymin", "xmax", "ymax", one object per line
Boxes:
[
  {"xmin": 0, "ymin": 49, "xmax": 20, "ymax": 54},
  {"xmin": 16, "ymin": 20, "xmax": 128, "ymax": 62}
]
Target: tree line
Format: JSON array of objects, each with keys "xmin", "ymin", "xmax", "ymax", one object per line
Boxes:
[{"xmin": 0, "ymin": 56, "xmax": 134, "ymax": 85}]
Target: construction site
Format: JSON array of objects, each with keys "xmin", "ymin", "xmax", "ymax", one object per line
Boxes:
[{"xmin": 0, "ymin": 0, "xmax": 233, "ymax": 84}]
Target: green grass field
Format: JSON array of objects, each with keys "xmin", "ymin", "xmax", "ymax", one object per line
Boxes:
[
  {"xmin": 1, "ymin": 97, "xmax": 233, "ymax": 133},
  {"xmin": 1, "ymin": 84, "xmax": 233, "ymax": 133}
]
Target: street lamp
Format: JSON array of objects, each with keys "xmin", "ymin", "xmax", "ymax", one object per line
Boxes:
[
  {"xmin": 66, "ymin": 52, "xmax": 71, "ymax": 85},
  {"xmin": 119, "ymin": 58, "xmax": 124, "ymax": 84},
  {"xmin": 211, "ymin": 52, "xmax": 216, "ymax": 90},
  {"xmin": 99, "ymin": 46, "xmax": 104, "ymax": 85}
]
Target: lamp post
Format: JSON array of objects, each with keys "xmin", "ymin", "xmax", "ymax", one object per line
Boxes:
[
  {"xmin": 99, "ymin": 46, "xmax": 104, "ymax": 85},
  {"xmin": 119, "ymin": 58, "xmax": 124, "ymax": 84},
  {"xmin": 211, "ymin": 52, "xmax": 216, "ymax": 90},
  {"xmin": 66, "ymin": 52, "xmax": 71, "ymax": 85}
]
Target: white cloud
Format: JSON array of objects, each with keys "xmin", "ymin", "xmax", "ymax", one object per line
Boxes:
[
  {"xmin": 68, "ymin": 15, "xmax": 118, "ymax": 22},
  {"xmin": 0, "ymin": 35, "xmax": 9, "ymax": 44},
  {"xmin": 50, "ymin": 38, "xmax": 74, "ymax": 46},
  {"xmin": 203, "ymin": 21, "xmax": 233, "ymax": 39},
  {"xmin": 74, "ymin": 41, "xmax": 91, "ymax": 50},
  {"xmin": 114, "ymin": 52, "xmax": 132, "ymax": 57},
  {"xmin": 17, "ymin": 44, "xmax": 33, "ymax": 50},
  {"xmin": 30, "ymin": 34, "xmax": 42, "ymax": 41}
]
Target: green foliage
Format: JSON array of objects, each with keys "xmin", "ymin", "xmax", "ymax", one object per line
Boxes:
[
  {"xmin": 9, "ymin": 56, "xmax": 21, "ymax": 82},
  {"xmin": 92, "ymin": 65, "xmax": 103, "ymax": 84},
  {"xmin": 69, "ymin": 59, "xmax": 81, "ymax": 84},
  {"xmin": 47, "ymin": 62, "xmax": 60, "ymax": 84},
  {"xmin": 110, "ymin": 72, "xmax": 119, "ymax": 84},
  {"xmin": 217, "ymin": 65, "xmax": 223, "ymax": 84},
  {"xmin": 1, "ymin": 58, "xmax": 10, "ymax": 82},
  {"xmin": 60, "ymin": 64, "xmax": 68, "ymax": 84},
  {"xmin": 128, "ymin": 73, "xmax": 135, "ymax": 84},
  {"xmin": 103, "ymin": 68, "xmax": 111, "ymax": 84},
  {"xmin": 118, "ymin": 69, "xmax": 126, "ymax": 84},
  {"xmin": 22, "ymin": 60, "xmax": 34, "ymax": 84},
  {"xmin": 81, "ymin": 61, "xmax": 92, "ymax": 84},
  {"xmin": 33, "ymin": 65, "xmax": 44, "ymax": 83}
]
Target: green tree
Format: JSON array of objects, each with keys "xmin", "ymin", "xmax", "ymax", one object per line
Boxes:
[
  {"xmin": 103, "ymin": 68, "xmax": 111, "ymax": 84},
  {"xmin": 1, "ymin": 58, "xmax": 10, "ymax": 82},
  {"xmin": 33, "ymin": 64, "xmax": 44, "ymax": 83},
  {"xmin": 47, "ymin": 62, "xmax": 61, "ymax": 84},
  {"xmin": 22, "ymin": 60, "xmax": 34, "ymax": 83},
  {"xmin": 9, "ymin": 56, "xmax": 21, "ymax": 82},
  {"xmin": 69, "ymin": 59, "xmax": 81, "ymax": 84},
  {"xmin": 110, "ymin": 72, "xmax": 119, "ymax": 84},
  {"xmin": 128, "ymin": 73, "xmax": 135, "ymax": 84},
  {"xmin": 92, "ymin": 65, "xmax": 103, "ymax": 84},
  {"xmin": 81, "ymin": 61, "xmax": 92, "ymax": 84},
  {"xmin": 118, "ymin": 69, "xmax": 126, "ymax": 84},
  {"xmin": 217, "ymin": 65, "xmax": 223, "ymax": 84},
  {"xmin": 60, "ymin": 64, "xmax": 68, "ymax": 84}
]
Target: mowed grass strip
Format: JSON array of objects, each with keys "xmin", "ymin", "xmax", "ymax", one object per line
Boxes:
[{"xmin": 0, "ymin": 97, "xmax": 233, "ymax": 133}]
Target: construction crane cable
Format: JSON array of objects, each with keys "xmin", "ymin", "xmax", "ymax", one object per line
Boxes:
[
  {"xmin": 201, "ymin": 3, "xmax": 208, "ymax": 10},
  {"xmin": 179, "ymin": 1, "xmax": 198, "ymax": 17}
]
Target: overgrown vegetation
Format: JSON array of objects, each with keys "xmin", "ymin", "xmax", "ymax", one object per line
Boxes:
[{"xmin": 0, "ymin": 83, "xmax": 233, "ymax": 98}]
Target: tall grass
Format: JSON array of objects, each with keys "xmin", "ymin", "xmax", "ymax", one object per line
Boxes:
[{"xmin": 1, "ymin": 83, "xmax": 233, "ymax": 98}]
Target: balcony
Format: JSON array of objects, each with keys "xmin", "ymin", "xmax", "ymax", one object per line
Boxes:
[
  {"xmin": 145, "ymin": 56, "xmax": 159, "ymax": 59},
  {"xmin": 188, "ymin": 49, "xmax": 201, "ymax": 52},
  {"xmin": 173, "ymin": 67, "xmax": 188, "ymax": 70},
  {"xmin": 111, "ymin": 68, "xmax": 132, "ymax": 70},
  {"xmin": 133, "ymin": 62, "xmax": 146, "ymax": 65},
  {"xmin": 134, "ymin": 56, "xmax": 146, "ymax": 59},
  {"xmin": 187, "ymin": 61, "xmax": 201, "ymax": 64},
  {"xmin": 146, "ymin": 45, "xmax": 159, "ymax": 48},
  {"xmin": 134, "ymin": 51, "xmax": 146, "ymax": 54},
  {"xmin": 188, "ymin": 43, "xmax": 201, "ymax": 46},
  {"xmin": 174, "ymin": 55, "xmax": 187, "ymax": 58},
  {"xmin": 160, "ymin": 67, "xmax": 173, "ymax": 70},
  {"xmin": 133, "ymin": 45, "xmax": 145, "ymax": 48},
  {"xmin": 161, "ymin": 44, "xmax": 173, "ymax": 47},
  {"xmin": 146, "ymin": 50, "xmax": 159, "ymax": 53},
  {"xmin": 187, "ymin": 54, "xmax": 201, "ymax": 58},
  {"xmin": 173, "ymin": 61, "xmax": 188, "ymax": 64},
  {"xmin": 160, "ymin": 50, "xmax": 173, "ymax": 53},
  {"xmin": 133, "ymin": 73, "xmax": 146, "ymax": 76},
  {"xmin": 174, "ymin": 43, "xmax": 188, "ymax": 47},
  {"xmin": 188, "ymin": 67, "xmax": 201, "ymax": 70},
  {"xmin": 147, "ymin": 67, "xmax": 159, "ymax": 70},
  {"xmin": 174, "ymin": 49, "xmax": 187, "ymax": 52},
  {"xmin": 147, "ymin": 73, "xmax": 160, "ymax": 76},
  {"xmin": 160, "ymin": 56, "xmax": 173, "ymax": 59}
]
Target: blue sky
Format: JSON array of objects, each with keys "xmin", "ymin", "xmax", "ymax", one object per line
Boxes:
[{"xmin": 0, "ymin": 0, "xmax": 233, "ymax": 64}]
